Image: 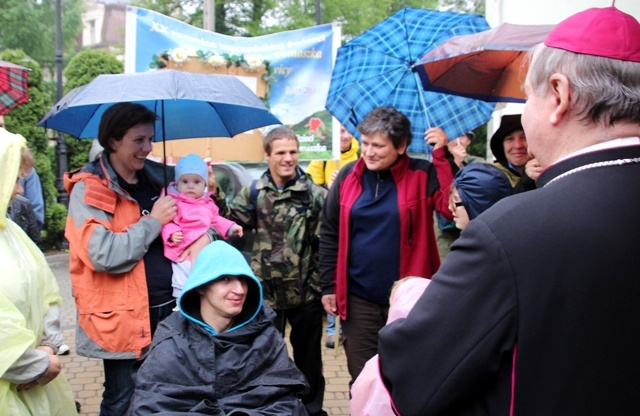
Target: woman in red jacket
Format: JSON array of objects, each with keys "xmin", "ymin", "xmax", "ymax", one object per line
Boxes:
[{"xmin": 319, "ymin": 106, "xmax": 454, "ymax": 384}]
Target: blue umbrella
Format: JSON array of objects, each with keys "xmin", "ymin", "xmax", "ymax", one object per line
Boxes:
[
  {"xmin": 38, "ymin": 70, "xmax": 280, "ymax": 141},
  {"xmin": 326, "ymin": 8, "xmax": 496, "ymax": 154}
]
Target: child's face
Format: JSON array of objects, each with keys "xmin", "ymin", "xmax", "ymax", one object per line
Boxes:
[
  {"xmin": 11, "ymin": 167, "xmax": 28, "ymax": 201},
  {"xmin": 448, "ymin": 187, "xmax": 470, "ymax": 230},
  {"xmin": 177, "ymin": 173, "xmax": 206, "ymax": 199}
]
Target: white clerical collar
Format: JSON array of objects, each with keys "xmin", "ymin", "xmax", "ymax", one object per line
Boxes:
[{"xmin": 553, "ymin": 137, "xmax": 640, "ymax": 165}]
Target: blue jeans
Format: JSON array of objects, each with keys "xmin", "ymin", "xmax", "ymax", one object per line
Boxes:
[
  {"xmin": 325, "ymin": 314, "xmax": 343, "ymax": 336},
  {"xmin": 101, "ymin": 359, "xmax": 135, "ymax": 416}
]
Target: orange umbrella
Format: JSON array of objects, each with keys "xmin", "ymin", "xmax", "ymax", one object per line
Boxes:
[{"xmin": 414, "ymin": 23, "xmax": 555, "ymax": 103}]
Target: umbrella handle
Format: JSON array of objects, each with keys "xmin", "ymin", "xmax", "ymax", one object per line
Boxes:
[{"xmin": 413, "ymin": 71, "xmax": 432, "ymax": 131}]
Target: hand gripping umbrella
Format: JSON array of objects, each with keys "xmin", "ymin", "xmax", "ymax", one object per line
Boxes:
[
  {"xmin": 414, "ymin": 23, "xmax": 556, "ymax": 103},
  {"xmin": 326, "ymin": 8, "xmax": 496, "ymax": 155}
]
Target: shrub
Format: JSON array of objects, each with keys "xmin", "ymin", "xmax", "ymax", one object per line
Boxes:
[{"xmin": 64, "ymin": 49, "xmax": 124, "ymax": 170}]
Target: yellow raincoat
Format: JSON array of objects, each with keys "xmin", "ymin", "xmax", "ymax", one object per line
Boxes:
[{"xmin": 0, "ymin": 130, "xmax": 77, "ymax": 415}]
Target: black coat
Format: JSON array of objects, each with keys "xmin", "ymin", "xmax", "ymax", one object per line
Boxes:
[
  {"xmin": 127, "ymin": 306, "xmax": 309, "ymax": 415},
  {"xmin": 379, "ymin": 145, "xmax": 640, "ymax": 416}
]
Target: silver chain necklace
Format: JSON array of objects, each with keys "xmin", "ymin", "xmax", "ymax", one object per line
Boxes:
[{"xmin": 544, "ymin": 157, "xmax": 640, "ymax": 188}]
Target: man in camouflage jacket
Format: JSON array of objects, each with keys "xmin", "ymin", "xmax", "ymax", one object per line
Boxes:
[{"xmin": 229, "ymin": 126, "xmax": 328, "ymax": 416}]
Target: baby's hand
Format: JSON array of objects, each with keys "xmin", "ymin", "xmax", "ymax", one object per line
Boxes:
[
  {"xmin": 170, "ymin": 231, "xmax": 184, "ymax": 244},
  {"xmin": 231, "ymin": 225, "xmax": 244, "ymax": 238}
]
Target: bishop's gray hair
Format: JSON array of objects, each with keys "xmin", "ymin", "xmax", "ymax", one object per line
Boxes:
[{"xmin": 527, "ymin": 44, "xmax": 640, "ymax": 126}]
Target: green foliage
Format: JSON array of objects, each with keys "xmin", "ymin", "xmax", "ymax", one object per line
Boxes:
[
  {"xmin": 64, "ymin": 49, "xmax": 124, "ymax": 93},
  {"xmin": 42, "ymin": 202, "xmax": 68, "ymax": 249},
  {"xmin": 439, "ymin": 0, "xmax": 485, "ymax": 15},
  {"xmin": 132, "ymin": 0, "xmax": 204, "ymax": 27},
  {"xmin": 63, "ymin": 49, "xmax": 124, "ymax": 170},
  {"xmin": 468, "ymin": 123, "xmax": 488, "ymax": 159},
  {"xmin": 135, "ymin": 0, "xmax": 440, "ymax": 40},
  {"xmin": 0, "ymin": 0, "xmax": 85, "ymax": 73}
]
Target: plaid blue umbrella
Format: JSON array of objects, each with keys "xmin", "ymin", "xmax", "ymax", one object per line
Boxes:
[{"xmin": 327, "ymin": 8, "xmax": 496, "ymax": 154}]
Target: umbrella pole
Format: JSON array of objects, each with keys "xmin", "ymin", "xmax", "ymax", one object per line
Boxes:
[
  {"xmin": 161, "ymin": 101, "xmax": 167, "ymax": 190},
  {"xmin": 413, "ymin": 71, "xmax": 432, "ymax": 130},
  {"xmin": 162, "ymin": 136, "xmax": 167, "ymax": 190}
]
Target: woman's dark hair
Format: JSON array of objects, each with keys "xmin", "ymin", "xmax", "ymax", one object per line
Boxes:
[
  {"xmin": 357, "ymin": 106, "xmax": 412, "ymax": 149},
  {"xmin": 98, "ymin": 102, "xmax": 157, "ymax": 153}
]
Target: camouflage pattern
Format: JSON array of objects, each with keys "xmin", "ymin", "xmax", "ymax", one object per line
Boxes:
[{"xmin": 230, "ymin": 168, "xmax": 327, "ymax": 310}]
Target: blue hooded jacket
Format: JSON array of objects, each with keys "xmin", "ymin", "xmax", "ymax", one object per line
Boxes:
[
  {"xmin": 179, "ymin": 241, "xmax": 263, "ymax": 335},
  {"xmin": 454, "ymin": 163, "xmax": 514, "ymax": 220}
]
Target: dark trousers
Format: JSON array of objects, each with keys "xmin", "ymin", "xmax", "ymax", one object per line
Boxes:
[
  {"xmin": 100, "ymin": 300, "xmax": 175, "ymax": 416},
  {"xmin": 274, "ymin": 300, "xmax": 327, "ymax": 416},
  {"xmin": 342, "ymin": 294, "xmax": 389, "ymax": 385}
]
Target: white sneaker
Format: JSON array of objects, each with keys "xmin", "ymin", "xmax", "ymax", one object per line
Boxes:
[{"xmin": 58, "ymin": 344, "xmax": 70, "ymax": 355}]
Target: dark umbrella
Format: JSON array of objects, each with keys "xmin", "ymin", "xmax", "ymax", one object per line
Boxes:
[
  {"xmin": 0, "ymin": 60, "xmax": 30, "ymax": 115},
  {"xmin": 326, "ymin": 8, "xmax": 495, "ymax": 154},
  {"xmin": 414, "ymin": 23, "xmax": 556, "ymax": 103}
]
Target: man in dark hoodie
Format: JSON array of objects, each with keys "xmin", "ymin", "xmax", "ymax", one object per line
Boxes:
[{"xmin": 126, "ymin": 241, "xmax": 309, "ymax": 415}]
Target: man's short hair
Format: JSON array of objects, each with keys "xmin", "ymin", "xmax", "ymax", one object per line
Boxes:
[
  {"xmin": 358, "ymin": 106, "xmax": 412, "ymax": 149},
  {"xmin": 263, "ymin": 126, "xmax": 298, "ymax": 155},
  {"xmin": 527, "ymin": 44, "xmax": 640, "ymax": 126}
]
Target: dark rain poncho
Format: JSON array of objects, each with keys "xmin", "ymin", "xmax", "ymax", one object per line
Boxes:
[{"xmin": 127, "ymin": 241, "xmax": 309, "ymax": 415}]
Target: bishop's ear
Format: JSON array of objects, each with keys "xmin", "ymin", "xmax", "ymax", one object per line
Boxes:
[{"xmin": 549, "ymin": 74, "xmax": 571, "ymax": 126}]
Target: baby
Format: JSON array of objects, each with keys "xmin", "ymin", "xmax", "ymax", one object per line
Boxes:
[{"xmin": 162, "ymin": 153, "xmax": 243, "ymax": 299}]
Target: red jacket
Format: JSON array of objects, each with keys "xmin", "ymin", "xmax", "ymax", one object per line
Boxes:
[{"xmin": 319, "ymin": 148, "xmax": 453, "ymax": 319}]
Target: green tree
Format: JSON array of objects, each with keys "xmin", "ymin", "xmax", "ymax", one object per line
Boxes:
[
  {"xmin": 0, "ymin": 0, "xmax": 85, "ymax": 74},
  {"xmin": 132, "ymin": 0, "xmax": 204, "ymax": 28},
  {"xmin": 439, "ymin": 0, "xmax": 485, "ymax": 15},
  {"xmin": 63, "ymin": 49, "xmax": 125, "ymax": 170},
  {"xmin": 133, "ymin": 0, "xmax": 440, "ymax": 38}
]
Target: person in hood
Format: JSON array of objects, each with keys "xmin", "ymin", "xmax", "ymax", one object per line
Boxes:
[
  {"xmin": 448, "ymin": 163, "xmax": 514, "ymax": 230},
  {"xmin": 127, "ymin": 241, "xmax": 309, "ymax": 415},
  {"xmin": 489, "ymin": 114, "xmax": 536, "ymax": 192},
  {"xmin": 162, "ymin": 153, "xmax": 243, "ymax": 299},
  {"xmin": 0, "ymin": 130, "xmax": 78, "ymax": 415}
]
